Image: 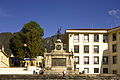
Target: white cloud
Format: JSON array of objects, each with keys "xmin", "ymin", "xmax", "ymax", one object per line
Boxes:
[{"xmin": 108, "ymin": 9, "xmax": 120, "ymax": 19}]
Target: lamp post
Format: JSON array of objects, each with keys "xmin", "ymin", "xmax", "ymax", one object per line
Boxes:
[
  {"xmin": 24, "ymin": 44, "xmax": 27, "ymax": 57},
  {"xmin": 23, "ymin": 44, "xmax": 27, "ymax": 67}
]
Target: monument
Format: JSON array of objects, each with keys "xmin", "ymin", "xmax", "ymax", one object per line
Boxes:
[{"xmin": 44, "ymin": 28, "xmax": 74, "ymax": 74}]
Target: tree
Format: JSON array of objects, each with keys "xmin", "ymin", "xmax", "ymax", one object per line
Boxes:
[{"xmin": 10, "ymin": 21, "xmax": 45, "ymax": 60}]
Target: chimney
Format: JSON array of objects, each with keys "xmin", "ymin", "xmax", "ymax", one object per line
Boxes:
[{"xmin": 2, "ymin": 45, "xmax": 4, "ymax": 52}]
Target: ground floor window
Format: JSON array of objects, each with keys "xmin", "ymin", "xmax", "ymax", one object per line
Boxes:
[
  {"xmin": 103, "ymin": 68, "xmax": 108, "ymax": 73},
  {"xmin": 75, "ymin": 68, "xmax": 79, "ymax": 71},
  {"xmin": 84, "ymin": 68, "xmax": 89, "ymax": 73},
  {"xmin": 113, "ymin": 70, "xmax": 117, "ymax": 74},
  {"xmin": 94, "ymin": 68, "xmax": 99, "ymax": 73}
]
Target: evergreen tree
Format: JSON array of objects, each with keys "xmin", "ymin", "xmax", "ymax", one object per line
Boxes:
[{"xmin": 10, "ymin": 21, "xmax": 44, "ymax": 59}]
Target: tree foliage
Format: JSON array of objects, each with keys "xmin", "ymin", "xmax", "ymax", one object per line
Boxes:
[{"xmin": 10, "ymin": 21, "xmax": 44, "ymax": 59}]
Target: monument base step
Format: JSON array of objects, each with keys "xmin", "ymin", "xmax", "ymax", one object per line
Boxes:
[{"xmin": 44, "ymin": 70, "xmax": 78, "ymax": 75}]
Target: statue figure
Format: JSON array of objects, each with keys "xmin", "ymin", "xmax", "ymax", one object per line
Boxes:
[{"xmin": 57, "ymin": 27, "xmax": 61, "ymax": 39}]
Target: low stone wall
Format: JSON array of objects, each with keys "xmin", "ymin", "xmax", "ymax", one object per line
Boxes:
[
  {"xmin": 0, "ymin": 67, "xmax": 41, "ymax": 75},
  {"xmin": 0, "ymin": 68, "xmax": 33, "ymax": 75},
  {"xmin": 0, "ymin": 74, "xmax": 120, "ymax": 80}
]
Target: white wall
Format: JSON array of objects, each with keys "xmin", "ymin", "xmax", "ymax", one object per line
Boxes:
[
  {"xmin": 68, "ymin": 33, "xmax": 108, "ymax": 74},
  {"xmin": 0, "ymin": 68, "xmax": 33, "ymax": 75}
]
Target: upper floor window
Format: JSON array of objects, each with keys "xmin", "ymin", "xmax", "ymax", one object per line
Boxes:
[
  {"xmin": 103, "ymin": 56, "xmax": 108, "ymax": 64},
  {"xmin": 84, "ymin": 56, "xmax": 89, "ymax": 64},
  {"xmin": 94, "ymin": 45, "xmax": 99, "ymax": 53},
  {"xmin": 112, "ymin": 44, "xmax": 117, "ymax": 53},
  {"xmin": 94, "ymin": 34, "xmax": 99, "ymax": 42},
  {"xmin": 74, "ymin": 56, "xmax": 79, "ymax": 64},
  {"xmin": 103, "ymin": 34, "xmax": 108, "ymax": 43},
  {"xmin": 84, "ymin": 34, "xmax": 89, "ymax": 42},
  {"xmin": 112, "ymin": 33, "xmax": 117, "ymax": 41},
  {"xmin": 74, "ymin": 45, "xmax": 79, "ymax": 53},
  {"xmin": 84, "ymin": 45, "xmax": 89, "ymax": 53},
  {"xmin": 94, "ymin": 56, "xmax": 99, "ymax": 64},
  {"xmin": 113, "ymin": 56, "xmax": 117, "ymax": 64},
  {"xmin": 74, "ymin": 34, "xmax": 79, "ymax": 42}
]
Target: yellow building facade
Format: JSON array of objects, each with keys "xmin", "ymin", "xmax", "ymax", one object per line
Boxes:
[
  {"xmin": 108, "ymin": 26, "xmax": 120, "ymax": 74},
  {"xmin": 0, "ymin": 49, "xmax": 9, "ymax": 67},
  {"xmin": 21, "ymin": 56, "xmax": 43, "ymax": 67}
]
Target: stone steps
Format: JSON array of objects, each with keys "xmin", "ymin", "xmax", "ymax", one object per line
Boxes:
[{"xmin": 0, "ymin": 75, "xmax": 120, "ymax": 80}]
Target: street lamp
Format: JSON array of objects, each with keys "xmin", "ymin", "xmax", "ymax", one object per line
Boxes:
[
  {"xmin": 24, "ymin": 44, "xmax": 27, "ymax": 47},
  {"xmin": 23, "ymin": 44, "xmax": 27, "ymax": 67},
  {"xmin": 24, "ymin": 44, "xmax": 27, "ymax": 57}
]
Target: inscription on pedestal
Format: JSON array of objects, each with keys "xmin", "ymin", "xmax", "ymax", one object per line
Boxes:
[{"xmin": 52, "ymin": 58, "xmax": 66, "ymax": 66}]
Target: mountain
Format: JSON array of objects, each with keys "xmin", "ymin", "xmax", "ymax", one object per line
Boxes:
[
  {"xmin": 0, "ymin": 32, "xmax": 65, "ymax": 55},
  {"xmin": 44, "ymin": 34, "xmax": 65, "ymax": 52},
  {"xmin": 0, "ymin": 32, "xmax": 13, "ymax": 56}
]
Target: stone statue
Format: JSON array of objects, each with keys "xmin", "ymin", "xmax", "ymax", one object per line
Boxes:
[{"xmin": 57, "ymin": 27, "xmax": 61, "ymax": 39}]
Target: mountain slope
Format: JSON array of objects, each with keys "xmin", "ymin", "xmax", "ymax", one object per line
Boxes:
[{"xmin": 0, "ymin": 32, "xmax": 13, "ymax": 56}]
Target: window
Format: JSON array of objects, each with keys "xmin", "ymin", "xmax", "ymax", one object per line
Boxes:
[
  {"xmin": 113, "ymin": 70, "xmax": 117, "ymax": 74},
  {"xmin": 103, "ymin": 56, "xmax": 108, "ymax": 64},
  {"xmin": 103, "ymin": 68, "xmax": 108, "ymax": 73},
  {"xmin": 94, "ymin": 68, "xmax": 99, "ymax": 73},
  {"xmin": 31, "ymin": 62, "xmax": 33, "ymax": 66},
  {"xmin": 74, "ymin": 45, "xmax": 79, "ymax": 53},
  {"xmin": 27, "ymin": 62, "xmax": 29, "ymax": 66},
  {"xmin": 94, "ymin": 34, "xmax": 99, "ymax": 42},
  {"xmin": 103, "ymin": 34, "xmax": 108, "ymax": 43},
  {"xmin": 36, "ymin": 62, "xmax": 38, "ymax": 66},
  {"xmin": 112, "ymin": 44, "xmax": 117, "ymax": 53},
  {"xmin": 94, "ymin": 57, "xmax": 99, "ymax": 64},
  {"xmin": 75, "ymin": 68, "xmax": 79, "ymax": 71},
  {"xmin": 74, "ymin": 34, "xmax": 79, "ymax": 42},
  {"xmin": 113, "ymin": 56, "xmax": 117, "ymax": 64},
  {"xmin": 84, "ymin": 34, "xmax": 89, "ymax": 42},
  {"xmin": 39, "ymin": 62, "xmax": 41, "ymax": 66},
  {"xmin": 24, "ymin": 62, "xmax": 26, "ymax": 65},
  {"xmin": 74, "ymin": 56, "xmax": 79, "ymax": 64},
  {"xmin": 94, "ymin": 45, "xmax": 99, "ymax": 53},
  {"xmin": 112, "ymin": 33, "xmax": 117, "ymax": 41},
  {"xmin": 84, "ymin": 56, "xmax": 89, "ymax": 64},
  {"xmin": 84, "ymin": 68, "xmax": 89, "ymax": 73},
  {"xmin": 84, "ymin": 45, "xmax": 89, "ymax": 53}
]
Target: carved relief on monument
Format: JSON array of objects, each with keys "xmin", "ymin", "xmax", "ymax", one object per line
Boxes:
[{"xmin": 52, "ymin": 58, "xmax": 66, "ymax": 66}]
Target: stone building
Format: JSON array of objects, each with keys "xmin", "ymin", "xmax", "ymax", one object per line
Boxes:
[
  {"xmin": 108, "ymin": 26, "xmax": 120, "ymax": 74},
  {"xmin": 65, "ymin": 26, "xmax": 120, "ymax": 74}
]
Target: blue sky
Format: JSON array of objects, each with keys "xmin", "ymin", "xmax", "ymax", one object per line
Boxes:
[{"xmin": 0, "ymin": 0, "xmax": 120, "ymax": 38}]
